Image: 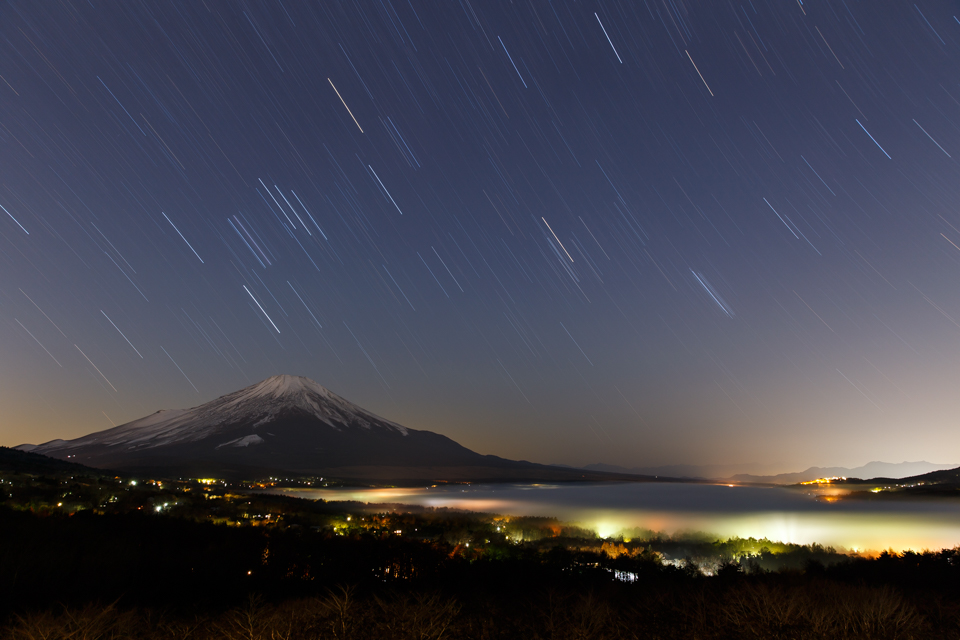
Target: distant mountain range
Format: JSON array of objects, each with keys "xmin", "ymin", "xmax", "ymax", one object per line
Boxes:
[
  {"xmin": 16, "ymin": 375, "xmax": 653, "ymax": 484},
  {"xmin": 581, "ymin": 461, "xmax": 960, "ymax": 484},
  {"xmin": 724, "ymin": 461, "xmax": 960, "ymax": 484},
  {"xmin": 580, "ymin": 462, "xmax": 777, "ymax": 479}
]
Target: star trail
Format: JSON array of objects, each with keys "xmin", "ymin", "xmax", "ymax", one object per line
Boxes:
[{"xmin": 2, "ymin": 1, "xmax": 960, "ymax": 471}]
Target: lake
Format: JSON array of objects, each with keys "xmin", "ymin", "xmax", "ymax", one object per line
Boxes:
[{"xmin": 268, "ymin": 482, "xmax": 960, "ymax": 552}]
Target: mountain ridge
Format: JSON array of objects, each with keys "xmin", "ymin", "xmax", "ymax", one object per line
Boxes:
[
  {"xmin": 25, "ymin": 375, "xmax": 410, "ymax": 458},
  {"xmin": 17, "ymin": 375, "xmax": 658, "ymax": 484}
]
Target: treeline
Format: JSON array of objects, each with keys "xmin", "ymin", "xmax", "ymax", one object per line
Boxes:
[
  {"xmin": 3, "ymin": 507, "xmax": 960, "ymax": 638},
  {"xmin": 2, "ymin": 579, "xmax": 954, "ymax": 639}
]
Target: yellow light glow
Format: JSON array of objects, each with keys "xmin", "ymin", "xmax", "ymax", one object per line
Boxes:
[{"xmin": 800, "ymin": 476, "xmax": 847, "ymax": 485}]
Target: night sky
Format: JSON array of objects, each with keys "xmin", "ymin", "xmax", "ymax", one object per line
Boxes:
[{"xmin": 2, "ymin": 1, "xmax": 959, "ymax": 471}]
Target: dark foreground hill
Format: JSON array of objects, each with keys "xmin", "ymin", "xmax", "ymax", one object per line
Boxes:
[
  {"xmin": 17, "ymin": 375, "xmax": 653, "ymax": 484},
  {"xmin": 0, "ymin": 445, "xmax": 120, "ymax": 477},
  {"xmin": 833, "ymin": 465, "xmax": 960, "ymax": 500}
]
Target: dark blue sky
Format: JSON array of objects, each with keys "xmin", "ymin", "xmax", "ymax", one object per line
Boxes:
[{"xmin": 2, "ymin": 1, "xmax": 959, "ymax": 471}]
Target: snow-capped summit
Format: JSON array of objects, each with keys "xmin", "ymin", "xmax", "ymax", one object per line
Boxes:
[
  {"xmin": 179, "ymin": 373, "xmax": 410, "ymax": 436},
  {"xmin": 225, "ymin": 375, "xmax": 407, "ymax": 434},
  {"xmin": 28, "ymin": 375, "xmax": 408, "ymax": 459},
  {"xmin": 20, "ymin": 375, "xmax": 529, "ymax": 480},
  {"xmin": 18, "ymin": 375, "xmax": 645, "ymax": 483}
]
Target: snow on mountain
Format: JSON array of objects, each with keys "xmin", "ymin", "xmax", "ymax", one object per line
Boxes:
[
  {"xmin": 12, "ymin": 375, "xmax": 680, "ymax": 482},
  {"xmin": 215, "ymin": 434, "xmax": 264, "ymax": 449},
  {"xmin": 28, "ymin": 375, "xmax": 408, "ymax": 455}
]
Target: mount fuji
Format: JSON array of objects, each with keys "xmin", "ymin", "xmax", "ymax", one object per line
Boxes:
[{"xmin": 19, "ymin": 375, "xmax": 639, "ymax": 483}]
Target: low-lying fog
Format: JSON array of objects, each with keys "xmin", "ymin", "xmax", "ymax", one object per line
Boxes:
[{"xmin": 272, "ymin": 482, "xmax": 960, "ymax": 552}]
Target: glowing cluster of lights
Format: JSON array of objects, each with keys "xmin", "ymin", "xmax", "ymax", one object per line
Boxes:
[{"xmin": 800, "ymin": 476, "xmax": 847, "ymax": 485}]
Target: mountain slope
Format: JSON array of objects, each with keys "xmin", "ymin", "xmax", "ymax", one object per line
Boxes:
[{"xmin": 19, "ymin": 376, "xmax": 648, "ymax": 483}]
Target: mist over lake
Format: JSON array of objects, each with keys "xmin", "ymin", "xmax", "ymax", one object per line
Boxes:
[{"xmin": 272, "ymin": 482, "xmax": 960, "ymax": 552}]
